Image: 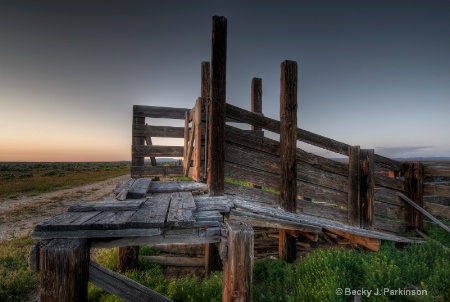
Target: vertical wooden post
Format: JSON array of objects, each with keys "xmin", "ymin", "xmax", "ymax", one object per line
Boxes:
[
  {"xmin": 348, "ymin": 145, "xmax": 361, "ymax": 227},
  {"xmin": 201, "ymin": 62, "xmax": 210, "ymax": 183},
  {"xmin": 278, "ymin": 60, "xmax": 297, "ymax": 263},
  {"xmin": 40, "ymin": 239, "xmax": 89, "ymax": 302},
  {"xmin": 360, "ymin": 149, "xmax": 374, "ymax": 229},
  {"xmin": 183, "ymin": 112, "xmax": 190, "ymax": 175},
  {"xmin": 251, "ymin": 77, "xmax": 262, "ymax": 131},
  {"xmin": 201, "ymin": 61, "xmax": 210, "ymax": 99},
  {"xmin": 207, "ymin": 16, "xmax": 227, "ymax": 196},
  {"xmin": 403, "ymin": 162, "xmax": 424, "ymax": 230},
  {"xmin": 193, "ymin": 98, "xmax": 203, "ymax": 181},
  {"xmin": 118, "ymin": 246, "xmax": 140, "ymax": 273},
  {"xmin": 131, "ymin": 114, "xmax": 146, "ymax": 177},
  {"xmin": 121, "ymin": 115, "xmax": 144, "ymax": 270},
  {"xmin": 222, "ymin": 221, "xmax": 254, "ymax": 302}
]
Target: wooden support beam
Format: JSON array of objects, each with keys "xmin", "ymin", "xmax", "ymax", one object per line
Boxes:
[
  {"xmin": 278, "ymin": 60, "xmax": 298, "ymax": 263},
  {"xmin": 118, "ymin": 246, "xmax": 140, "ymax": 273},
  {"xmin": 194, "ymin": 98, "xmax": 203, "ymax": 181},
  {"xmin": 90, "ymin": 261, "xmax": 172, "ymax": 302},
  {"xmin": 39, "ymin": 239, "xmax": 89, "ymax": 302},
  {"xmin": 348, "ymin": 145, "xmax": 361, "ymax": 227},
  {"xmin": 360, "ymin": 149, "xmax": 374, "ymax": 229},
  {"xmin": 403, "ymin": 162, "xmax": 424, "ymax": 230},
  {"xmin": 222, "ymin": 221, "xmax": 254, "ymax": 302},
  {"xmin": 132, "ymin": 116, "xmax": 145, "ymax": 168},
  {"xmin": 201, "ymin": 61, "xmax": 210, "ymax": 98},
  {"xmin": 208, "ymin": 16, "xmax": 227, "ymax": 196},
  {"xmin": 325, "ymin": 229, "xmax": 381, "ymax": 251},
  {"xmin": 251, "ymin": 77, "xmax": 262, "ymax": 131}
]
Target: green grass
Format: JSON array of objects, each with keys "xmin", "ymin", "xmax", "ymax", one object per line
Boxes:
[
  {"xmin": 0, "ymin": 235, "xmax": 38, "ymax": 302},
  {"xmin": 0, "ymin": 162, "xmax": 130, "ymax": 199}
]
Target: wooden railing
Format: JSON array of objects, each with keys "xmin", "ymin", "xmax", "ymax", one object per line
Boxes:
[{"xmin": 131, "ymin": 105, "xmax": 187, "ymax": 178}]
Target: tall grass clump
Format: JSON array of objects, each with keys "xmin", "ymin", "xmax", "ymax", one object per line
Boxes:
[{"xmin": 0, "ymin": 236, "xmax": 38, "ymax": 302}]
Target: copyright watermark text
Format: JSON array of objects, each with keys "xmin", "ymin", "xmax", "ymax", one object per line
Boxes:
[{"xmin": 335, "ymin": 287, "xmax": 427, "ymax": 297}]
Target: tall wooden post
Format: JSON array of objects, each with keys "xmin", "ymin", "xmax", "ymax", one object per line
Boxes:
[
  {"xmin": 348, "ymin": 145, "xmax": 361, "ymax": 227},
  {"xmin": 278, "ymin": 60, "xmax": 297, "ymax": 263},
  {"xmin": 222, "ymin": 222, "xmax": 254, "ymax": 302},
  {"xmin": 404, "ymin": 162, "xmax": 424, "ymax": 230},
  {"xmin": 207, "ymin": 16, "xmax": 227, "ymax": 196},
  {"xmin": 120, "ymin": 115, "xmax": 144, "ymax": 271},
  {"xmin": 251, "ymin": 77, "xmax": 262, "ymax": 131},
  {"xmin": 40, "ymin": 239, "xmax": 89, "ymax": 302},
  {"xmin": 360, "ymin": 149, "xmax": 374, "ymax": 229}
]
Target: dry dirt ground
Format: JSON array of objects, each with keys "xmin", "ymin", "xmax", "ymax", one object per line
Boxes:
[{"xmin": 0, "ymin": 174, "xmax": 130, "ymax": 242}]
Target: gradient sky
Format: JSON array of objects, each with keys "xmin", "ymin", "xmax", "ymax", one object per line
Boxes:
[{"xmin": 1, "ymin": 0, "xmax": 449, "ymax": 162}]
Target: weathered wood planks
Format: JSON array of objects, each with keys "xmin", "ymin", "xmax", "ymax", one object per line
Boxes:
[
  {"xmin": 133, "ymin": 105, "xmax": 189, "ymax": 119},
  {"xmin": 128, "ymin": 178, "xmax": 152, "ymax": 199},
  {"xmin": 132, "ymin": 124, "xmax": 185, "ymax": 138},
  {"xmin": 167, "ymin": 192, "xmax": 196, "ymax": 226},
  {"xmin": 132, "ymin": 145, "xmax": 184, "ymax": 157},
  {"xmin": 126, "ymin": 193, "xmax": 171, "ymax": 228},
  {"xmin": 131, "ymin": 166, "xmax": 183, "ymax": 177},
  {"xmin": 69, "ymin": 200, "xmax": 146, "ymax": 212},
  {"xmin": 149, "ymin": 181, "xmax": 208, "ymax": 193}
]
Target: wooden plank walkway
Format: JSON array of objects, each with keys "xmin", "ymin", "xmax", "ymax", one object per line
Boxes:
[{"xmin": 32, "ymin": 181, "xmax": 223, "ymax": 243}]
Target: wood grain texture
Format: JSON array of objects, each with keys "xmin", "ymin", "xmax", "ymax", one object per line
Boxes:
[
  {"xmin": 222, "ymin": 221, "xmax": 254, "ymax": 302},
  {"xmin": 132, "ymin": 145, "xmax": 184, "ymax": 157},
  {"xmin": 251, "ymin": 77, "xmax": 263, "ymax": 131},
  {"xmin": 40, "ymin": 239, "xmax": 89, "ymax": 302},
  {"xmin": 131, "ymin": 166, "xmax": 183, "ymax": 177},
  {"xmin": 132, "ymin": 124, "xmax": 185, "ymax": 138},
  {"xmin": 133, "ymin": 105, "xmax": 189, "ymax": 119}
]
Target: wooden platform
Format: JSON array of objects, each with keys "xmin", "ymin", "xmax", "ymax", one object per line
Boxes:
[{"xmin": 32, "ymin": 181, "xmax": 229, "ymax": 248}]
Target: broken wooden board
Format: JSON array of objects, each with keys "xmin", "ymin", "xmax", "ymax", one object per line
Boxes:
[
  {"xmin": 114, "ymin": 178, "xmax": 135, "ymax": 195},
  {"xmin": 32, "ymin": 228, "xmax": 162, "ymax": 240},
  {"xmin": 68, "ymin": 200, "xmax": 146, "ymax": 212},
  {"xmin": 166, "ymin": 192, "xmax": 196, "ymax": 227},
  {"xmin": 127, "ymin": 178, "xmax": 152, "ymax": 199},
  {"xmin": 149, "ymin": 181, "xmax": 207, "ymax": 193},
  {"xmin": 325, "ymin": 228, "xmax": 381, "ymax": 251},
  {"xmin": 234, "ymin": 198, "xmax": 422, "ymax": 243},
  {"xmin": 126, "ymin": 193, "xmax": 172, "ymax": 228}
]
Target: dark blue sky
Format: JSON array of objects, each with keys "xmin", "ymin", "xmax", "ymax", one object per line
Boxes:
[{"xmin": 1, "ymin": 1, "xmax": 449, "ymax": 161}]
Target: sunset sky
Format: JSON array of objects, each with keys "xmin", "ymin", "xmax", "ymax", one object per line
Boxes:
[{"xmin": 1, "ymin": 1, "xmax": 449, "ymax": 162}]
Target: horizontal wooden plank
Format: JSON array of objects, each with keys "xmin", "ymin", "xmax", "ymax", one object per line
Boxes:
[
  {"xmin": 225, "ymin": 125, "xmax": 280, "ymax": 156},
  {"xmin": 149, "ymin": 181, "xmax": 208, "ymax": 193},
  {"xmin": 374, "ymin": 188, "xmax": 403, "ymax": 206},
  {"xmin": 424, "ymin": 183, "xmax": 450, "ymax": 198},
  {"xmin": 423, "ymin": 195, "xmax": 450, "ymax": 206},
  {"xmin": 374, "ymin": 201, "xmax": 403, "ymax": 220},
  {"xmin": 423, "ymin": 164, "xmax": 450, "ymax": 177},
  {"xmin": 90, "ymin": 261, "xmax": 172, "ymax": 302},
  {"xmin": 297, "ymin": 149, "xmax": 349, "ymax": 177},
  {"xmin": 226, "ymin": 103, "xmax": 350, "ymax": 156},
  {"xmin": 91, "ymin": 229, "xmax": 222, "ymax": 248},
  {"xmin": 225, "ymin": 162, "xmax": 279, "ymax": 189},
  {"xmin": 35, "ymin": 211, "xmax": 101, "ymax": 231},
  {"xmin": 81, "ymin": 211, "xmax": 136, "ymax": 230},
  {"xmin": 374, "ymin": 154, "xmax": 403, "ymax": 172},
  {"xmin": 140, "ymin": 255, "xmax": 204, "ymax": 267},
  {"xmin": 131, "ymin": 166, "xmax": 183, "ymax": 177},
  {"xmin": 373, "ymin": 218, "xmax": 404, "ymax": 234},
  {"xmin": 69, "ymin": 200, "xmax": 146, "ymax": 212},
  {"xmin": 423, "ymin": 201, "xmax": 450, "ymax": 219},
  {"xmin": 225, "ymin": 143, "xmax": 279, "ymax": 174},
  {"xmin": 298, "ymin": 201, "xmax": 348, "ymax": 223},
  {"xmin": 230, "ymin": 209, "xmax": 322, "ymax": 233},
  {"xmin": 193, "ymin": 210, "xmax": 223, "ymax": 222},
  {"xmin": 132, "ymin": 124, "xmax": 185, "ymax": 138},
  {"xmin": 297, "ymin": 181, "xmax": 348, "ymax": 207},
  {"xmin": 374, "ymin": 173, "xmax": 404, "ymax": 191},
  {"xmin": 32, "ymin": 228, "xmax": 162, "ymax": 240},
  {"xmin": 133, "ymin": 105, "xmax": 189, "ymax": 119},
  {"xmin": 132, "ymin": 145, "xmax": 184, "ymax": 157},
  {"xmin": 297, "ymin": 163, "xmax": 348, "ymax": 193},
  {"xmin": 128, "ymin": 178, "xmax": 152, "ymax": 199}
]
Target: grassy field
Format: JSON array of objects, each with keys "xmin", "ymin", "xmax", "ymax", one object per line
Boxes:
[{"xmin": 0, "ymin": 162, "xmax": 130, "ymax": 199}]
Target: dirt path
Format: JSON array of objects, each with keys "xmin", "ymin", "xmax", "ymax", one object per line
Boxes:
[{"xmin": 0, "ymin": 174, "xmax": 130, "ymax": 242}]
